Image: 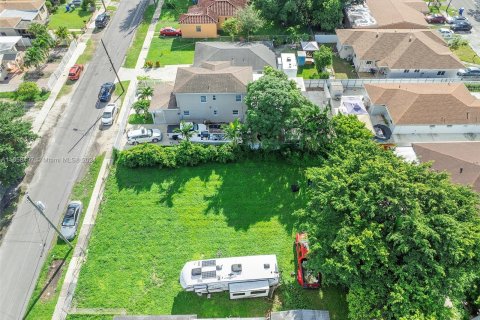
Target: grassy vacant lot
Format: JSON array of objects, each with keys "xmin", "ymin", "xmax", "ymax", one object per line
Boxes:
[
  {"xmin": 452, "ymin": 44, "xmax": 480, "ymax": 64},
  {"xmin": 49, "ymin": 5, "xmax": 93, "ymax": 30},
  {"xmin": 146, "ymin": 0, "xmax": 195, "ymax": 65},
  {"xmin": 123, "ymin": 4, "xmax": 156, "ymax": 68},
  {"xmin": 24, "ymin": 155, "xmax": 105, "ymax": 320},
  {"xmin": 73, "ymin": 161, "xmax": 348, "ymax": 319}
]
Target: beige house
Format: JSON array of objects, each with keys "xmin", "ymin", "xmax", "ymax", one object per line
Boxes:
[
  {"xmin": 346, "ymin": 0, "xmax": 429, "ymax": 29},
  {"xmin": 0, "ymin": 0, "xmax": 48, "ymax": 39},
  {"xmin": 179, "ymin": 0, "xmax": 247, "ymax": 38},
  {"xmin": 365, "ymin": 83, "xmax": 480, "ymax": 135},
  {"xmin": 336, "ymin": 29, "xmax": 464, "ymax": 78},
  {"xmin": 150, "ymin": 61, "xmax": 253, "ymax": 124},
  {"xmin": 413, "ymin": 142, "xmax": 480, "ymax": 192},
  {"xmin": 0, "ymin": 36, "xmax": 24, "ymax": 79}
]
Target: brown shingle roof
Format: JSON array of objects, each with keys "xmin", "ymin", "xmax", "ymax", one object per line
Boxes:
[
  {"xmin": 364, "ymin": 83, "xmax": 480, "ymax": 125},
  {"xmin": 149, "ymin": 83, "xmax": 177, "ymax": 112},
  {"xmin": 174, "ymin": 62, "xmax": 252, "ymax": 93},
  {"xmin": 413, "ymin": 142, "xmax": 480, "ymax": 192},
  {"xmin": 336, "ymin": 29, "xmax": 464, "ymax": 70},
  {"xmin": 0, "ymin": 16, "xmax": 20, "ymax": 28},
  {"xmin": 0, "ymin": 0, "xmax": 45, "ymax": 11},
  {"xmin": 180, "ymin": 0, "xmax": 246, "ymax": 24},
  {"xmin": 365, "ymin": 0, "xmax": 429, "ymax": 29}
]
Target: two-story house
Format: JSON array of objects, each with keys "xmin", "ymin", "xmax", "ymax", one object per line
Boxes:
[
  {"xmin": 336, "ymin": 29, "xmax": 464, "ymax": 78},
  {"xmin": 364, "ymin": 83, "xmax": 480, "ymax": 136},
  {"xmin": 179, "ymin": 0, "xmax": 247, "ymax": 38},
  {"xmin": 0, "ymin": 0, "xmax": 48, "ymax": 39},
  {"xmin": 149, "ymin": 61, "xmax": 253, "ymax": 124}
]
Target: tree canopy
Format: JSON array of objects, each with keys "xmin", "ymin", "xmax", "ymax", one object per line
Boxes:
[
  {"xmin": 295, "ymin": 115, "xmax": 480, "ymax": 320},
  {"xmin": 0, "ymin": 102, "xmax": 37, "ymax": 186}
]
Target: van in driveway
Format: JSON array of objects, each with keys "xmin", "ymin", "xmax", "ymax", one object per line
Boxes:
[{"xmin": 127, "ymin": 127, "xmax": 162, "ymax": 145}]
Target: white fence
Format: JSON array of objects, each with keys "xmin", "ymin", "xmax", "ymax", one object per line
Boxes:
[
  {"xmin": 46, "ymin": 40, "xmax": 77, "ymax": 90},
  {"xmin": 303, "ymin": 78, "xmax": 480, "ymax": 89}
]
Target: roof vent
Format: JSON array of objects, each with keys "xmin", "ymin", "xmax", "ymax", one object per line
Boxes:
[
  {"xmin": 216, "ymin": 265, "xmax": 222, "ymax": 271},
  {"xmin": 192, "ymin": 268, "xmax": 202, "ymax": 276},
  {"xmin": 264, "ymin": 263, "xmax": 270, "ymax": 269},
  {"xmin": 409, "ymin": 35, "xmax": 412, "ymax": 42},
  {"xmin": 287, "ymin": 57, "xmax": 291, "ymax": 62},
  {"xmin": 232, "ymin": 264, "xmax": 242, "ymax": 273},
  {"xmin": 460, "ymin": 167, "xmax": 463, "ymax": 173},
  {"xmin": 375, "ymin": 32, "xmax": 379, "ymax": 38}
]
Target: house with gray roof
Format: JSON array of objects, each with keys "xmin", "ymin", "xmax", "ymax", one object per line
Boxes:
[
  {"xmin": 150, "ymin": 61, "xmax": 253, "ymax": 124},
  {"xmin": 193, "ymin": 42, "xmax": 276, "ymax": 73}
]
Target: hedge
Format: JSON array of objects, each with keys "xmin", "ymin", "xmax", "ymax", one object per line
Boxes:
[{"xmin": 117, "ymin": 142, "xmax": 238, "ymax": 168}]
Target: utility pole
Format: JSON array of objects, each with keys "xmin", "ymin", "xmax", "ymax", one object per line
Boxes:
[
  {"xmin": 26, "ymin": 194, "xmax": 74, "ymax": 249},
  {"xmin": 101, "ymin": 39, "xmax": 125, "ymax": 95},
  {"xmin": 446, "ymin": 0, "xmax": 453, "ymax": 15},
  {"xmin": 100, "ymin": 0, "xmax": 107, "ymax": 12}
]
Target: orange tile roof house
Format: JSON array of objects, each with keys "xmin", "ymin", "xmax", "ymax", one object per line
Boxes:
[
  {"xmin": 179, "ymin": 0, "xmax": 247, "ymax": 38},
  {"xmin": 346, "ymin": 0, "xmax": 429, "ymax": 29},
  {"xmin": 336, "ymin": 29, "xmax": 464, "ymax": 78},
  {"xmin": 413, "ymin": 142, "xmax": 480, "ymax": 192},
  {"xmin": 364, "ymin": 83, "xmax": 480, "ymax": 136}
]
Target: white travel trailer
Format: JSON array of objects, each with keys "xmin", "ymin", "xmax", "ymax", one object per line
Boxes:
[{"xmin": 179, "ymin": 255, "xmax": 280, "ymax": 300}]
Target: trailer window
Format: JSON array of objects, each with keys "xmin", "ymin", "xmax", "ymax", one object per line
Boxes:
[
  {"xmin": 251, "ymin": 290, "xmax": 267, "ymax": 295},
  {"xmin": 232, "ymin": 293, "xmax": 245, "ymax": 296}
]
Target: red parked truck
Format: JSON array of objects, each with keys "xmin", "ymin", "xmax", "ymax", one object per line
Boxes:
[
  {"xmin": 68, "ymin": 64, "xmax": 84, "ymax": 81},
  {"xmin": 295, "ymin": 233, "xmax": 321, "ymax": 289}
]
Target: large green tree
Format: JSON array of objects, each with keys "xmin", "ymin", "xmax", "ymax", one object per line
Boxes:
[
  {"xmin": 235, "ymin": 5, "xmax": 264, "ymax": 37},
  {"xmin": 0, "ymin": 102, "xmax": 37, "ymax": 185},
  {"xmin": 296, "ymin": 115, "xmax": 480, "ymax": 320}
]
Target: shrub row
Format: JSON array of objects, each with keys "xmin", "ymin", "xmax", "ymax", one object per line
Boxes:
[{"xmin": 117, "ymin": 142, "xmax": 238, "ymax": 168}]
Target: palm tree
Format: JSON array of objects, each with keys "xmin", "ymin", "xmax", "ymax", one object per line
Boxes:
[
  {"xmin": 23, "ymin": 46, "xmax": 46, "ymax": 72},
  {"xmin": 27, "ymin": 22, "xmax": 48, "ymax": 37},
  {"xmin": 222, "ymin": 118, "xmax": 243, "ymax": 145},
  {"xmin": 174, "ymin": 121, "xmax": 194, "ymax": 142},
  {"xmin": 138, "ymin": 86, "xmax": 154, "ymax": 100},
  {"xmin": 55, "ymin": 26, "xmax": 70, "ymax": 46}
]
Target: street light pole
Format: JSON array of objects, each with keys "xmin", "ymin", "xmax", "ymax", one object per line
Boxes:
[
  {"xmin": 26, "ymin": 194, "xmax": 74, "ymax": 249},
  {"xmin": 101, "ymin": 39, "xmax": 125, "ymax": 95}
]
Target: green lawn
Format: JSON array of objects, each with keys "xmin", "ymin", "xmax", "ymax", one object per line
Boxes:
[
  {"xmin": 24, "ymin": 155, "xmax": 105, "ymax": 320},
  {"xmin": 297, "ymin": 65, "xmax": 320, "ymax": 79},
  {"xmin": 77, "ymin": 39, "xmax": 96, "ymax": 65},
  {"xmin": 123, "ymin": 4, "xmax": 156, "ymax": 68},
  {"xmin": 452, "ymin": 44, "xmax": 480, "ymax": 64},
  {"xmin": 113, "ymin": 80, "xmax": 130, "ymax": 105},
  {"xmin": 49, "ymin": 5, "xmax": 93, "ymax": 30},
  {"xmin": 72, "ymin": 161, "xmax": 348, "ymax": 319},
  {"xmin": 332, "ymin": 55, "xmax": 357, "ymax": 79},
  {"xmin": 146, "ymin": 37, "xmax": 195, "ymax": 65}
]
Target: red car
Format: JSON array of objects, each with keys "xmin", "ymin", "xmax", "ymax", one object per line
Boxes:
[
  {"xmin": 160, "ymin": 27, "xmax": 182, "ymax": 37},
  {"xmin": 68, "ymin": 64, "xmax": 84, "ymax": 81},
  {"xmin": 295, "ymin": 233, "xmax": 321, "ymax": 289},
  {"xmin": 425, "ymin": 14, "xmax": 447, "ymax": 24}
]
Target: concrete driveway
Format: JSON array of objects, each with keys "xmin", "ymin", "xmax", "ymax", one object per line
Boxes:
[{"xmin": 0, "ymin": 0, "xmax": 149, "ymax": 319}]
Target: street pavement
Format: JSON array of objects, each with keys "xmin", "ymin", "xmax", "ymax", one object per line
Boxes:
[
  {"xmin": 450, "ymin": 0, "xmax": 480, "ymax": 55},
  {"xmin": 0, "ymin": 0, "xmax": 148, "ymax": 319}
]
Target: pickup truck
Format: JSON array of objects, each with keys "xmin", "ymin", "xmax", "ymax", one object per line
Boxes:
[{"xmin": 167, "ymin": 122, "xmax": 230, "ymax": 144}]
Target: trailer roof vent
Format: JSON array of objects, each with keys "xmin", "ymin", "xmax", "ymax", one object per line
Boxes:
[
  {"xmin": 216, "ymin": 265, "xmax": 222, "ymax": 271},
  {"xmin": 264, "ymin": 263, "xmax": 270, "ymax": 269},
  {"xmin": 232, "ymin": 264, "xmax": 242, "ymax": 273},
  {"xmin": 201, "ymin": 270, "xmax": 217, "ymax": 279},
  {"xmin": 192, "ymin": 268, "xmax": 202, "ymax": 276},
  {"xmin": 202, "ymin": 260, "xmax": 216, "ymax": 267}
]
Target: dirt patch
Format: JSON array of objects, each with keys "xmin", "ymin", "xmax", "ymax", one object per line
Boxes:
[{"xmin": 40, "ymin": 259, "xmax": 65, "ymax": 301}]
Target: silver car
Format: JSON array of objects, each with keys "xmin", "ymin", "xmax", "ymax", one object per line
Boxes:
[
  {"xmin": 101, "ymin": 103, "xmax": 117, "ymax": 126},
  {"xmin": 60, "ymin": 201, "xmax": 83, "ymax": 241},
  {"xmin": 127, "ymin": 127, "xmax": 162, "ymax": 145}
]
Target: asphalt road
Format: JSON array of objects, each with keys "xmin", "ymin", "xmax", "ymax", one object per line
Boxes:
[
  {"xmin": 451, "ymin": 0, "xmax": 480, "ymax": 54},
  {"xmin": 0, "ymin": 0, "xmax": 148, "ymax": 318}
]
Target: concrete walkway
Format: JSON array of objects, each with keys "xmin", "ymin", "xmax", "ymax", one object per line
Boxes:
[{"xmin": 52, "ymin": 1, "xmax": 163, "ymax": 319}]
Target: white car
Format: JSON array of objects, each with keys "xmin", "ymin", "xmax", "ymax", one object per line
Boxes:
[
  {"xmin": 438, "ymin": 28, "xmax": 454, "ymax": 39},
  {"xmin": 127, "ymin": 127, "xmax": 162, "ymax": 145},
  {"xmin": 101, "ymin": 103, "xmax": 117, "ymax": 126}
]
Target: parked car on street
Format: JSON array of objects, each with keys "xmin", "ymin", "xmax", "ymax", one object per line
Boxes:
[
  {"xmin": 95, "ymin": 13, "xmax": 110, "ymax": 28},
  {"xmin": 68, "ymin": 64, "xmax": 84, "ymax": 81},
  {"xmin": 457, "ymin": 67, "xmax": 480, "ymax": 77},
  {"xmin": 160, "ymin": 27, "xmax": 182, "ymax": 37},
  {"xmin": 425, "ymin": 13, "xmax": 447, "ymax": 24},
  {"xmin": 451, "ymin": 21, "xmax": 472, "ymax": 32},
  {"xmin": 295, "ymin": 233, "xmax": 321, "ymax": 289},
  {"xmin": 447, "ymin": 15, "xmax": 468, "ymax": 24},
  {"xmin": 60, "ymin": 201, "xmax": 83, "ymax": 241},
  {"xmin": 101, "ymin": 103, "xmax": 117, "ymax": 126},
  {"xmin": 98, "ymin": 82, "xmax": 115, "ymax": 102},
  {"xmin": 437, "ymin": 28, "xmax": 454, "ymax": 39},
  {"xmin": 127, "ymin": 127, "xmax": 162, "ymax": 145}
]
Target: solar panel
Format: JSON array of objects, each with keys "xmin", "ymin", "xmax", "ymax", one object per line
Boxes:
[
  {"xmin": 201, "ymin": 271, "xmax": 217, "ymax": 279},
  {"xmin": 202, "ymin": 260, "xmax": 216, "ymax": 267}
]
